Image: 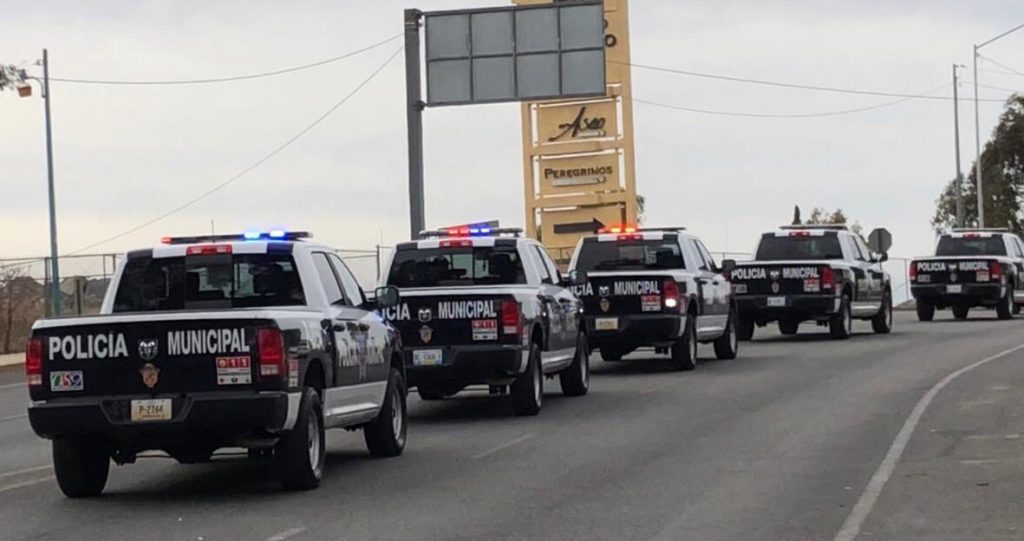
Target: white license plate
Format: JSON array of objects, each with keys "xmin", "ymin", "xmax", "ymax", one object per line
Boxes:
[
  {"xmin": 595, "ymin": 318, "xmax": 619, "ymax": 331},
  {"xmin": 947, "ymin": 284, "xmax": 963, "ymax": 294},
  {"xmin": 412, "ymin": 349, "xmax": 443, "ymax": 367},
  {"xmin": 130, "ymin": 399, "xmax": 172, "ymax": 422},
  {"xmin": 767, "ymin": 296, "xmax": 787, "ymax": 307},
  {"xmin": 976, "ymin": 271, "xmax": 990, "ymax": 282}
]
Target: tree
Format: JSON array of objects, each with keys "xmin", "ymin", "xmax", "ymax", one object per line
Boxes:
[
  {"xmin": 792, "ymin": 205, "xmax": 802, "ymax": 225},
  {"xmin": 636, "ymin": 194, "xmax": 647, "ymax": 225},
  {"xmin": 804, "ymin": 207, "xmax": 862, "ymax": 236},
  {"xmin": 933, "ymin": 95, "xmax": 1024, "ymax": 235}
]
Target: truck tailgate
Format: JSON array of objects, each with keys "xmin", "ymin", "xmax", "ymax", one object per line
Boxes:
[
  {"xmin": 578, "ymin": 274, "xmax": 672, "ymax": 315},
  {"xmin": 912, "ymin": 258, "xmax": 999, "ymax": 285},
  {"xmin": 383, "ymin": 294, "xmax": 517, "ymax": 348},
  {"xmin": 730, "ymin": 263, "xmax": 831, "ymax": 296}
]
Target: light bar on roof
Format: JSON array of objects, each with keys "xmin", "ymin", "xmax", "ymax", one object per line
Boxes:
[{"xmin": 162, "ymin": 231, "xmax": 312, "ymax": 244}]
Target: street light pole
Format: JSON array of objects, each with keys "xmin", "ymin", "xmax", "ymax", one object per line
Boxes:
[
  {"xmin": 971, "ymin": 22, "xmax": 1024, "ymax": 229},
  {"xmin": 42, "ymin": 49, "xmax": 61, "ymax": 316},
  {"xmin": 952, "ymin": 64, "xmax": 964, "ymax": 228}
]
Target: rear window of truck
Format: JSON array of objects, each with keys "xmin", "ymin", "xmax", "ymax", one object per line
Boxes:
[
  {"xmin": 574, "ymin": 240, "xmax": 685, "ymax": 272},
  {"xmin": 386, "ymin": 247, "xmax": 526, "ymax": 288},
  {"xmin": 755, "ymin": 234, "xmax": 843, "ymax": 260},
  {"xmin": 935, "ymin": 236, "xmax": 1006, "ymax": 256},
  {"xmin": 113, "ymin": 254, "xmax": 305, "ymax": 312}
]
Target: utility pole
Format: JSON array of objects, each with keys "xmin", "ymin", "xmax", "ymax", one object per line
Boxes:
[
  {"xmin": 404, "ymin": 9, "xmax": 425, "ymax": 240},
  {"xmin": 952, "ymin": 64, "xmax": 964, "ymax": 228},
  {"xmin": 42, "ymin": 49, "xmax": 62, "ymax": 316},
  {"xmin": 971, "ymin": 22, "xmax": 1024, "ymax": 229}
]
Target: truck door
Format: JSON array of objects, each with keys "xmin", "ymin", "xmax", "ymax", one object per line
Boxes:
[
  {"xmin": 853, "ymin": 235, "xmax": 884, "ymax": 306},
  {"xmin": 531, "ymin": 245, "xmax": 575, "ymax": 354},
  {"xmin": 687, "ymin": 239, "xmax": 728, "ymax": 333}
]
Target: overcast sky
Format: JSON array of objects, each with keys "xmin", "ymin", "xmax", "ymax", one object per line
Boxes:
[{"xmin": 2, "ymin": 1, "xmax": 1022, "ymax": 273}]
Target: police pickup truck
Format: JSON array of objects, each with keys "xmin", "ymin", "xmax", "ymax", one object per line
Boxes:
[
  {"xmin": 726, "ymin": 225, "xmax": 894, "ymax": 340},
  {"xmin": 909, "ymin": 228, "xmax": 1024, "ymax": 321},
  {"xmin": 568, "ymin": 227, "xmax": 739, "ymax": 370},
  {"xmin": 25, "ymin": 231, "xmax": 406, "ymax": 497},
  {"xmin": 380, "ymin": 227, "xmax": 588, "ymax": 416}
]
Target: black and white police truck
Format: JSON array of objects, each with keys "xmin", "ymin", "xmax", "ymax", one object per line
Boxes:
[
  {"xmin": 568, "ymin": 226, "xmax": 739, "ymax": 370},
  {"xmin": 909, "ymin": 228, "xmax": 1024, "ymax": 321},
  {"xmin": 726, "ymin": 225, "xmax": 894, "ymax": 340},
  {"xmin": 380, "ymin": 227, "xmax": 588, "ymax": 416},
  {"xmin": 25, "ymin": 231, "xmax": 406, "ymax": 497}
]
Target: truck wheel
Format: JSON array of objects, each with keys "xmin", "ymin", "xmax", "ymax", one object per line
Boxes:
[
  {"xmin": 996, "ymin": 286, "xmax": 1014, "ymax": 320},
  {"xmin": 713, "ymin": 310, "xmax": 739, "ymax": 360},
  {"xmin": 871, "ymin": 291, "xmax": 894, "ymax": 334},
  {"xmin": 559, "ymin": 332, "xmax": 590, "ymax": 397},
  {"xmin": 511, "ymin": 343, "xmax": 543, "ymax": 416},
  {"xmin": 1014, "ymin": 302, "xmax": 1022, "ymax": 315},
  {"xmin": 600, "ymin": 347, "xmax": 623, "ymax": 362},
  {"xmin": 275, "ymin": 387, "xmax": 325, "ymax": 491},
  {"xmin": 365, "ymin": 368, "xmax": 408, "ymax": 458},
  {"xmin": 778, "ymin": 319, "xmax": 800, "ymax": 335},
  {"xmin": 53, "ymin": 437, "xmax": 109, "ymax": 498},
  {"xmin": 670, "ymin": 314, "xmax": 697, "ymax": 371},
  {"xmin": 916, "ymin": 300, "xmax": 935, "ymax": 322},
  {"xmin": 829, "ymin": 294, "xmax": 852, "ymax": 340},
  {"xmin": 736, "ymin": 317, "xmax": 755, "ymax": 341},
  {"xmin": 952, "ymin": 303, "xmax": 970, "ymax": 320}
]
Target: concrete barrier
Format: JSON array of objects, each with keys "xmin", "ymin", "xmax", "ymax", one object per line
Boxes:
[{"xmin": 0, "ymin": 353, "xmax": 23, "ymax": 368}]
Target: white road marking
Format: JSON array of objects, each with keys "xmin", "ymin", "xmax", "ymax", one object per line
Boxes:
[
  {"xmin": 264, "ymin": 527, "xmax": 307, "ymax": 541},
  {"xmin": 833, "ymin": 343, "xmax": 1024, "ymax": 541},
  {"xmin": 960, "ymin": 459, "xmax": 1004, "ymax": 465},
  {"xmin": 0, "ymin": 413, "xmax": 27, "ymax": 423},
  {"xmin": 965, "ymin": 433, "xmax": 1020, "ymax": 440},
  {"xmin": 0, "ymin": 475, "xmax": 54, "ymax": 494},
  {"xmin": 0, "ymin": 465, "xmax": 52, "ymax": 481},
  {"xmin": 472, "ymin": 433, "xmax": 537, "ymax": 460}
]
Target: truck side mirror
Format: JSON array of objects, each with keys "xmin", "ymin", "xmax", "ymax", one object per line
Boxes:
[
  {"xmin": 874, "ymin": 253, "xmax": 889, "ymax": 263},
  {"xmin": 720, "ymin": 259, "xmax": 737, "ymax": 274},
  {"xmin": 567, "ymin": 269, "xmax": 588, "ymax": 286},
  {"xmin": 374, "ymin": 286, "xmax": 400, "ymax": 309}
]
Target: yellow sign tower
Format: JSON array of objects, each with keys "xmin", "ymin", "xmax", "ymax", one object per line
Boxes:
[{"xmin": 515, "ymin": 0, "xmax": 637, "ymax": 264}]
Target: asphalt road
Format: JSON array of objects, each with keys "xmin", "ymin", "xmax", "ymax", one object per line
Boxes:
[{"xmin": 0, "ymin": 311, "xmax": 1022, "ymax": 541}]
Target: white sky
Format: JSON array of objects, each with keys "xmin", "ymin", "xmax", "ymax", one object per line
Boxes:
[{"xmin": 1, "ymin": 0, "xmax": 1022, "ymax": 266}]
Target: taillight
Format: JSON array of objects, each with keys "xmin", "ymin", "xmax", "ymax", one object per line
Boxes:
[
  {"xmin": 990, "ymin": 261, "xmax": 1003, "ymax": 282},
  {"xmin": 821, "ymin": 266, "xmax": 836, "ymax": 290},
  {"xmin": 258, "ymin": 328, "xmax": 285, "ymax": 378},
  {"xmin": 187, "ymin": 244, "xmax": 232, "ymax": 256},
  {"xmin": 663, "ymin": 278, "xmax": 681, "ymax": 312},
  {"xmin": 501, "ymin": 300, "xmax": 522, "ymax": 335},
  {"xmin": 26, "ymin": 338, "xmax": 43, "ymax": 388},
  {"xmin": 908, "ymin": 262, "xmax": 918, "ymax": 282}
]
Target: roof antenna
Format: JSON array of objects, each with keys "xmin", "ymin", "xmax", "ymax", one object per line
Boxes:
[{"xmin": 210, "ymin": 219, "xmax": 216, "ymax": 241}]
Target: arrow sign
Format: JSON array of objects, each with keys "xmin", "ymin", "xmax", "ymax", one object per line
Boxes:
[{"xmin": 553, "ymin": 219, "xmax": 605, "ymax": 235}]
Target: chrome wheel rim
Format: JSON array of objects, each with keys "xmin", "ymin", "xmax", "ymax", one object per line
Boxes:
[
  {"xmin": 729, "ymin": 317, "xmax": 738, "ymax": 351},
  {"xmin": 845, "ymin": 303, "xmax": 852, "ymax": 333},
  {"xmin": 390, "ymin": 387, "xmax": 403, "ymax": 438},
  {"xmin": 308, "ymin": 411, "xmax": 321, "ymax": 473},
  {"xmin": 580, "ymin": 344, "xmax": 590, "ymax": 388},
  {"xmin": 533, "ymin": 360, "xmax": 542, "ymax": 407}
]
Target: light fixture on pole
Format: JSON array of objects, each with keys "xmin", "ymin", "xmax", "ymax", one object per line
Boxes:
[
  {"xmin": 952, "ymin": 63, "xmax": 965, "ymax": 229},
  {"xmin": 0, "ymin": 53, "xmax": 62, "ymax": 316},
  {"xmin": 972, "ymin": 22, "xmax": 1024, "ymax": 228}
]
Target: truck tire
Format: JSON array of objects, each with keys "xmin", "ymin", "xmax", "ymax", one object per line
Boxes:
[
  {"xmin": 996, "ymin": 286, "xmax": 1014, "ymax": 320},
  {"xmin": 670, "ymin": 314, "xmax": 697, "ymax": 371},
  {"xmin": 829, "ymin": 294, "xmax": 852, "ymax": 340},
  {"xmin": 53, "ymin": 437, "xmax": 109, "ymax": 498},
  {"xmin": 365, "ymin": 368, "xmax": 408, "ymax": 458},
  {"xmin": 600, "ymin": 347, "xmax": 623, "ymax": 362},
  {"xmin": 916, "ymin": 300, "xmax": 935, "ymax": 322},
  {"xmin": 275, "ymin": 387, "xmax": 325, "ymax": 491},
  {"xmin": 778, "ymin": 319, "xmax": 799, "ymax": 335},
  {"xmin": 871, "ymin": 291, "xmax": 894, "ymax": 334},
  {"xmin": 713, "ymin": 309, "xmax": 739, "ymax": 360},
  {"xmin": 511, "ymin": 343, "xmax": 543, "ymax": 416},
  {"xmin": 559, "ymin": 332, "xmax": 590, "ymax": 397},
  {"xmin": 1014, "ymin": 302, "xmax": 1022, "ymax": 315},
  {"xmin": 737, "ymin": 317, "xmax": 755, "ymax": 341},
  {"xmin": 952, "ymin": 303, "xmax": 970, "ymax": 320}
]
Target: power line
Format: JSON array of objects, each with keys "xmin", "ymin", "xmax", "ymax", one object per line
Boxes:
[
  {"xmin": 632, "ymin": 83, "xmax": 953, "ymax": 119},
  {"xmin": 47, "ymin": 33, "xmax": 402, "ymax": 86},
  {"xmin": 622, "ymin": 60, "xmax": 1007, "ymax": 103},
  {"xmin": 978, "ymin": 54, "xmax": 1024, "ymax": 77},
  {"xmin": 68, "ymin": 46, "xmax": 403, "ymax": 255},
  {"xmin": 976, "ymin": 82, "xmax": 1022, "ymax": 94}
]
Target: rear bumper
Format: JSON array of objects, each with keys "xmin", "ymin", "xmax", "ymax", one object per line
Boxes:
[
  {"xmin": 736, "ymin": 294, "xmax": 840, "ymax": 323},
  {"xmin": 584, "ymin": 314, "xmax": 684, "ymax": 348},
  {"xmin": 911, "ymin": 283, "xmax": 1003, "ymax": 306},
  {"xmin": 28, "ymin": 391, "xmax": 292, "ymax": 443},
  {"xmin": 404, "ymin": 344, "xmax": 528, "ymax": 390}
]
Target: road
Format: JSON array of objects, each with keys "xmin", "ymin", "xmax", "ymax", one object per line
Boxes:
[{"xmin": 0, "ymin": 311, "xmax": 1022, "ymax": 541}]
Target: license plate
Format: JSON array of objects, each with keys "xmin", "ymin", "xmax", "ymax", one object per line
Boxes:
[
  {"xmin": 412, "ymin": 349, "xmax": 443, "ymax": 367},
  {"xmin": 947, "ymin": 284, "xmax": 963, "ymax": 294},
  {"xmin": 130, "ymin": 399, "xmax": 172, "ymax": 422},
  {"xmin": 640, "ymin": 295, "xmax": 661, "ymax": 312},
  {"xmin": 976, "ymin": 271, "xmax": 990, "ymax": 282},
  {"xmin": 733, "ymin": 284, "xmax": 748, "ymax": 294},
  {"xmin": 767, "ymin": 296, "xmax": 786, "ymax": 307},
  {"xmin": 595, "ymin": 318, "xmax": 619, "ymax": 331}
]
